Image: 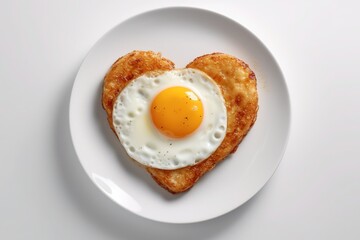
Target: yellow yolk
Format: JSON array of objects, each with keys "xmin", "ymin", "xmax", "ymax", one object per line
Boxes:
[{"xmin": 150, "ymin": 86, "xmax": 204, "ymax": 138}]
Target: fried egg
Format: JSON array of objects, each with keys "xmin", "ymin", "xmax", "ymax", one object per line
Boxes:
[{"xmin": 112, "ymin": 68, "xmax": 227, "ymax": 170}]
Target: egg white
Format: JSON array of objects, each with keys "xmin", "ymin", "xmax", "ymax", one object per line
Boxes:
[{"xmin": 112, "ymin": 68, "xmax": 227, "ymax": 170}]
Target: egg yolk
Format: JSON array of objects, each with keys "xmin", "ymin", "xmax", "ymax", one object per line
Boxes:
[{"xmin": 150, "ymin": 86, "xmax": 204, "ymax": 138}]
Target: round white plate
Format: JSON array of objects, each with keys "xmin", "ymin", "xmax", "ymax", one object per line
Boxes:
[{"xmin": 69, "ymin": 7, "xmax": 291, "ymax": 223}]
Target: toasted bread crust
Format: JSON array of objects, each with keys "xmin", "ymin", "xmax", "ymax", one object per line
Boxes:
[
  {"xmin": 102, "ymin": 51, "xmax": 258, "ymax": 194},
  {"xmin": 147, "ymin": 53, "xmax": 258, "ymax": 193},
  {"xmin": 102, "ymin": 50, "xmax": 175, "ymax": 131}
]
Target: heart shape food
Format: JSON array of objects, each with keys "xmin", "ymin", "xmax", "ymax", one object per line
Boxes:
[{"xmin": 102, "ymin": 50, "xmax": 258, "ymax": 193}]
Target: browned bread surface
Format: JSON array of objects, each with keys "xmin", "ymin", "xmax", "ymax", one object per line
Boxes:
[
  {"xmin": 147, "ymin": 53, "xmax": 258, "ymax": 193},
  {"xmin": 102, "ymin": 50, "xmax": 175, "ymax": 132},
  {"xmin": 102, "ymin": 51, "xmax": 258, "ymax": 194}
]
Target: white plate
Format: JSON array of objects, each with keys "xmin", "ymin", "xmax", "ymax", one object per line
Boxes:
[{"xmin": 69, "ymin": 7, "xmax": 290, "ymax": 223}]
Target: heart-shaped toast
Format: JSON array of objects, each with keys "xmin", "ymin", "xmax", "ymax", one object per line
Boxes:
[{"xmin": 102, "ymin": 50, "xmax": 258, "ymax": 193}]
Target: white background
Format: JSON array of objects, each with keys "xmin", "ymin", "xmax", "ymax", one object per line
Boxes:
[{"xmin": 1, "ymin": 0, "xmax": 359, "ymax": 239}]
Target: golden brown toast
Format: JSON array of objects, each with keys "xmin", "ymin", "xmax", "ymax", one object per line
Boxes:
[
  {"xmin": 148, "ymin": 53, "xmax": 258, "ymax": 193},
  {"xmin": 102, "ymin": 51, "xmax": 258, "ymax": 194},
  {"xmin": 102, "ymin": 50, "xmax": 175, "ymax": 131}
]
